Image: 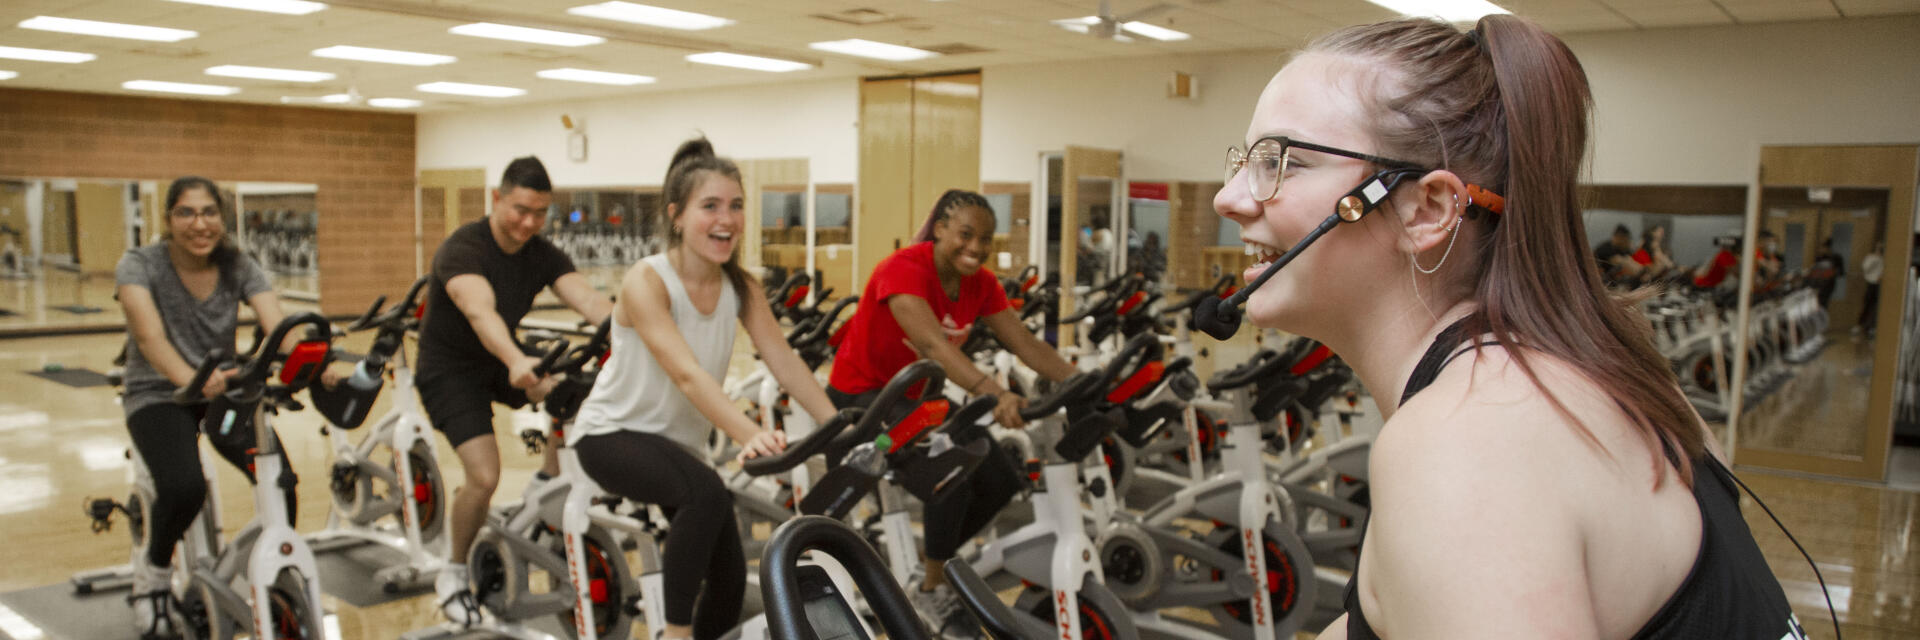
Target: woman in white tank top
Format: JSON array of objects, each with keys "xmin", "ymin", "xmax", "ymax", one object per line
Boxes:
[{"xmin": 569, "ymin": 138, "xmax": 838, "ymax": 640}]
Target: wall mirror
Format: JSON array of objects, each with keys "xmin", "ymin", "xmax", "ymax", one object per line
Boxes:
[{"xmin": 0, "ymin": 177, "xmax": 320, "ymax": 335}]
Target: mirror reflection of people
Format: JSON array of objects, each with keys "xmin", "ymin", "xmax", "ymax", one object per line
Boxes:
[
  {"xmin": 1594, "ymin": 224, "xmax": 1642, "ymax": 285},
  {"xmin": 1855, "ymin": 241, "xmax": 1883, "ymax": 338},
  {"xmin": 826, "ymin": 189, "xmax": 1078, "ymax": 634},
  {"xmin": 1807, "ymin": 238, "xmax": 1844, "ymax": 309},
  {"xmin": 1077, "ymin": 205, "xmax": 1114, "ymax": 286},
  {"xmin": 1693, "ymin": 236, "xmax": 1741, "ymax": 290},
  {"xmin": 1757, "ymin": 229, "xmax": 1784, "ymax": 282},
  {"xmin": 116, "ymin": 176, "xmax": 296, "ymax": 637},
  {"xmin": 1633, "ymin": 225, "xmax": 1675, "ymax": 283},
  {"xmin": 1213, "ymin": 16, "xmax": 1803, "ymax": 639}
]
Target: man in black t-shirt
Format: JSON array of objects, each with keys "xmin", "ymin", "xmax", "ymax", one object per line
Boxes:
[
  {"xmin": 418, "ymin": 156, "xmax": 610, "ymax": 624},
  {"xmin": 1594, "ymin": 224, "xmax": 1642, "ymax": 286}
]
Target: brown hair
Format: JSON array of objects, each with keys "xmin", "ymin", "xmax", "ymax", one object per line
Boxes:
[
  {"xmin": 662, "ymin": 137, "xmax": 754, "ymax": 315},
  {"xmin": 1309, "ymin": 16, "xmax": 1703, "ymax": 486}
]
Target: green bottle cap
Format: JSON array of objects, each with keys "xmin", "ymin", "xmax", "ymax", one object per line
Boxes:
[{"xmin": 874, "ymin": 434, "xmax": 893, "ymax": 451}]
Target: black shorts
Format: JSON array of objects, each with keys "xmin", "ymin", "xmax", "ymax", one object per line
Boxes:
[{"xmin": 417, "ymin": 362, "xmax": 530, "ymax": 449}]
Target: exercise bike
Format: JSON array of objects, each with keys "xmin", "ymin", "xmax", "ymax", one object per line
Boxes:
[
  {"xmin": 307, "ymin": 276, "xmax": 451, "ymax": 595},
  {"xmin": 165, "ymin": 313, "xmax": 339, "ymax": 639}
]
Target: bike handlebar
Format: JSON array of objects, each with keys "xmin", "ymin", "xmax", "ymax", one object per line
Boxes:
[{"xmin": 740, "ymin": 408, "xmax": 864, "ymax": 476}]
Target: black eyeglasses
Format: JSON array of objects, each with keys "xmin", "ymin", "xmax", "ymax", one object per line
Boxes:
[{"xmin": 1225, "ymin": 136, "xmax": 1423, "ymax": 203}]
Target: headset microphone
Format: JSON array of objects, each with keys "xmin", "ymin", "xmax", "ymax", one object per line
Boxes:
[{"xmin": 1193, "ymin": 213, "xmax": 1343, "ymax": 339}]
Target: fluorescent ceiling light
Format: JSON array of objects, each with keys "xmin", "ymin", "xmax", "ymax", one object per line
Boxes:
[
  {"xmin": 206, "ymin": 64, "xmax": 334, "ymax": 82},
  {"xmin": 537, "ymin": 68, "xmax": 655, "ymax": 85},
  {"xmin": 1121, "ymin": 22, "xmax": 1189, "ymax": 41},
  {"xmin": 368, "ymin": 97, "xmax": 421, "ymax": 108},
  {"xmin": 568, "ymin": 2, "xmax": 733, "ymax": 30},
  {"xmin": 0, "ymin": 71, "xmax": 15, "ymax": 80},
  {"xmin": 162, "ymin": 0, "xmax": 327, "ymax": 15},
  {"xmin": 1054, "ymin": 17, "xmax": 1188, "ymax": 41},
  {"xmin": 808, "ymin": 39, "xmax": 938, "ymax": 62},
  {"xmin": 1362, "ymin": 0, "xmax": 1510, "ymax": 22},
  {"xmin": 19, "ymin": 16, "xmax": 198, "ymax": 42},
  {"xmin": 449, "ymin": 23, "xmax": 605, "ymax": 47},
  {"xmin": 417, "ymin": 81, "xmax": 525, "ymax": 98},
  {"xmin": 313, "ymin": 45, "xmax": 454, "ymax": 66},
  {"xmin": 123, "ymin": 79, "xmax": 240, "ymax": 96},
  {"xmin": 0, "ymin": 46, "xmax": 95, "ymax": 64},
  {"xmin": 686, "ymin": 52, "xmax": 810, "ymax": 73}
]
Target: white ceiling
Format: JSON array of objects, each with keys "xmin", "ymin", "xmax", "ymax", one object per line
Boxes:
[{"xmin": 0, "ymin": 0, "xmax": 1912, "ymax": 111}]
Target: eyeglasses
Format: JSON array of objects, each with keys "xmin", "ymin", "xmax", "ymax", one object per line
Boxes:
[
  {"xmin": 1225, "ymin": 136, "xmax": 1422, "ymax": 202},
  {"xmin": 170, "ymin": 206, "xmax": 221, "ymax": 222}
]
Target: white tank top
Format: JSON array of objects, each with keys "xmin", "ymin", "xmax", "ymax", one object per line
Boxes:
[{"xmin": 570, "ymin": 253, "xmax": 739, "ymax": 454}]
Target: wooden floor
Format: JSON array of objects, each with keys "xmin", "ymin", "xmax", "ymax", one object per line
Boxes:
[{"xmin": 0, "ymin": 321, "xmax": 1911, "ymax": 638}]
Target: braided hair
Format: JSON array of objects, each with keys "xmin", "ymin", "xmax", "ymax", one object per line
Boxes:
[{"xmin": 912, "ymin": 188, "xmax": 994, "ymax": 244}]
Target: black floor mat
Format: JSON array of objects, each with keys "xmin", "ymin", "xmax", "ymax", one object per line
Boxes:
[
  {"xmin": 26, "ymin": 367, "xmax": 112, "ymax": 388},
  {"xmin": 48, "ymin": 305, "xmax": 103, "ymax": 314}
]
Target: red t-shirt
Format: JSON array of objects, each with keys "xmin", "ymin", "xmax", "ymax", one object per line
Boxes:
[
  {"xmin": 829, "ymin": 242, "xmax": 1011, "ymax": 394},
  {"xmin": 1632, "ymin": 248, "xmax": 1653, "ymax": 266},
  {"xmin": 1693, "ymin": 249, "xmax": 1739, "ymax": 288}
]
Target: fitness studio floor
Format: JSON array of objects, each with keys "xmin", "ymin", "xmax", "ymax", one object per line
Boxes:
[{"xmin": 0, "ymin": 323, "xmax": 1913, "ymax": 639}]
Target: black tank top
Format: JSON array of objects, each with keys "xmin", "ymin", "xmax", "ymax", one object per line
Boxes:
[{"xmin": 1342, "ymin": 320, "xmax": 1808, "ymax": 640}]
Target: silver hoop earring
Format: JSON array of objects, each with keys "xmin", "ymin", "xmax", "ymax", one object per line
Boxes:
[{"xmin": 1412, "ymin": 217, "xmax": 1462, "ymax": 275}]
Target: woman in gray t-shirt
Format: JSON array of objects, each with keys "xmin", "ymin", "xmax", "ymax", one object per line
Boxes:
[{"xmin": 114, "ymin": 176, "xmax": 290, "ymax": 637}]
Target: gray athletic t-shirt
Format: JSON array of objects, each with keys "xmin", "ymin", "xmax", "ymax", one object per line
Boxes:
[{"xmin": 116, "ymin": 243, "xmax": 273, "ymax": 417}]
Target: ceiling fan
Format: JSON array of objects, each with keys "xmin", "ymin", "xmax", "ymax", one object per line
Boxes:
[
  {"xmin": 1054, "ymin": 0, "xmax": 1180, "ymax": 42},
  {"xmin": 280, "ymin": 85, "xmax": 363, "ymax": 106}
]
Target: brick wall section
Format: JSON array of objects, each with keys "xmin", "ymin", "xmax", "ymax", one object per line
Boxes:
[{"xmin": 0, "ymin": 88, "xmax": 415, "ymax": 316}]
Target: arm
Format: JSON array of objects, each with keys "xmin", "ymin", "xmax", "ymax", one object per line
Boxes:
[
  {"xmin": 551, "ymin": 271, "xmax": 612, "ymax": 326},
  {"xmin": 979, "ymin": 308, "xmax": 1075, "ymax": 382},
  {"xmin": 889, "ymin": 295, "xmax": 1031, "ymax": 428},
  {"xmin": 445, "ymin": 274, "xmax": 543, "ymax": 388},
  {"xmin": 622, "ymin": 263, "xmax": 783, "ymax": 457},
  {"xmin": 739, "ymin": 280, "xmax": 837, "ymax": 424},
  {"xmin": 246, "ymin": 290, "xmax": 292, "ymax": 353},
  {"xmin": 1316, "ymin": 615, "xmax": 1349, "ymax": 640}
]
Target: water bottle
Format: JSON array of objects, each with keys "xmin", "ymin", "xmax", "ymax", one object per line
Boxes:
[{"xmin": 346, "ymin": 359, "xmax": 383, "ymax": 391}]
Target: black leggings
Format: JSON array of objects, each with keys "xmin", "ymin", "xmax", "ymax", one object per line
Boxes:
[
  {"xmin": 576, "ymin": 431, "xmax": 743, "ymax": 640},
  {"xmin": 827, "ymin": 386, "xmax": 1022, "ymax": 562},
  {"xmin": 126, "ymin": 403, "xmax": 296, "ymax": 568}
]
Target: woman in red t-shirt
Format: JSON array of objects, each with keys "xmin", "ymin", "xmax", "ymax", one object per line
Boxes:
[{"xmin": 827, "ymin": 188, "xmax": 1076, "ymax": 631}]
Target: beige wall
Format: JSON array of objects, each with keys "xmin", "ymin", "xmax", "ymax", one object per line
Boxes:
[{"xmin": 74, "ymin": 182, "xmax": 126, "ymax": 275}]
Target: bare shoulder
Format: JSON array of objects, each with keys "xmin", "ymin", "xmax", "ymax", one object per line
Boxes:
[{"xmin": 1363, "ymin": 345, "xmax": 1693, "ymax": 638}]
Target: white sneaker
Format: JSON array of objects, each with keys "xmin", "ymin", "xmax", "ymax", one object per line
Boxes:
[
  {"xmin": 129, "ymin": 558, "xmax": 180, "ymax": 639},
  {"xmin": 435, "ymin": 563, "xmax": 481, "ymax": 627}
]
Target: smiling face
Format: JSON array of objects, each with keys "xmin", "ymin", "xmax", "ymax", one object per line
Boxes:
[
  {"xmin": 1214, "ymin": 53, "xmax": 1403, "ymax": 331},
  {"xmin": 167, "ymin": 186, "xmax": 225, "ymax": 260},
  {"xmin": 932, "ymin": 205, "xmax": 995, "ymax": 279},
  {"xmin": 671, "ymin": 170, "xmax": 745, "ymax": 265},
  {"xmin": 491, "ymin": 185, "xmax": 552, "ymax": 252}
]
